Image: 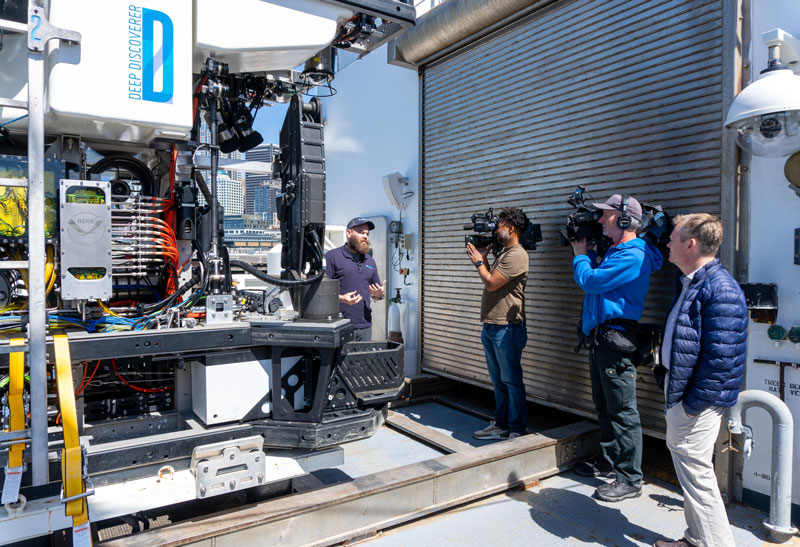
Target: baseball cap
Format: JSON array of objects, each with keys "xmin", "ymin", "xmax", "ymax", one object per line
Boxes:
[
  {"xmin": 346, "ymin": 217, "xmax": 375, "ymax": 230},
  {"xmin": 592, "ymin": 194, "xmax": 643, "ymax": 222}
]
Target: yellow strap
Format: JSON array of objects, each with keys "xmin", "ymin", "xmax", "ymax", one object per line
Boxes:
[
  {"xmin": 54, "ymin": 334, "xmax": 89, "ymax": 525},
  {"xmin": 8, "ymin": 338, "xmax": 26, "ymax": 468}
]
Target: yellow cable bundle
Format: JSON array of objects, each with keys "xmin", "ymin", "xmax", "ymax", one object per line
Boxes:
[
  {"xmin": 45, "ymin": 245, "xmax": 56, "ymax": 296},
  {"xmin": 10, "ymin": 245, "xmax": 55, "ymax": 304},
  {"xmin": 97, "ymin": 299, "xmax": 122, "ymax": 318}
]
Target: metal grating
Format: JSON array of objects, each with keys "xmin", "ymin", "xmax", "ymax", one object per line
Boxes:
[
  {"xmin": 339, "ymin": 341, "xmax": 405, "ymax": 396},
  {"xmin": 419, "ymin": 0, "xmax": 725, "ymax": 434}
]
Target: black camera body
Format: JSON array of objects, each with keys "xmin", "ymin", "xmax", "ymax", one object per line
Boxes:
[
  {"xmin": 464, "ymin": 208, "xmax": 542, "ymax": 255},
  {"xmin": 560, "ymin": 186, "xmax": 612, "ymax": 255},
  {"xmin": 464, "ymin": 210, "xmax": 498, "ymax": 250},
  {"xmin": 559, "ymin": 185, "xmax": 672, "ymax": 257}
]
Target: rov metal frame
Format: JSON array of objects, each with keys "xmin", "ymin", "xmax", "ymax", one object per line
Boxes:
[{"xmin": 0, "ymin": 0, "xmax": 81, "ymax": 487}]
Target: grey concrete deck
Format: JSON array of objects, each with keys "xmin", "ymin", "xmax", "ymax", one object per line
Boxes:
[
  {"xmin": 361, "ymin": 471, "xmax": 790, "ymax": 546},
  {"xmin": 313, "ymin": 401, "xmax": 798, "ymax": 547}
]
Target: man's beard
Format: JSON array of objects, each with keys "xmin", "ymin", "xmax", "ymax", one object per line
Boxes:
[
  {"xmin": 496, "ymin": 229, "xmax": 511, "ymax": 246},
  {"xmin": 348, "ymin": 235, "xmax": 370, "ymax": 254}
]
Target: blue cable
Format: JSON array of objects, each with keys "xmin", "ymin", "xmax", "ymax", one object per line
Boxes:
[{"xmin": 0, "ymin": 114, "xmax": 28, "ymax": 128}]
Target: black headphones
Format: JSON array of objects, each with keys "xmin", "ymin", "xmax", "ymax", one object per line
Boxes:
[{"xmin": 616, "ymin": 194, "xmax": 632, "ymax": 229}]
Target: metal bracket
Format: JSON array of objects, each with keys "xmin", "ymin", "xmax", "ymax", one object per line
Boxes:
[
  {"xmin": 28, "ymin": 4, "xmax": 81, "ymax": 52},
  {"xmin": 44, "ymin": 135, "xmax": 83, "ymax": 165},
  {"xmin": 191, "ymin": 436, "xmax": 266, "ymax": 499},
  {"xmin": 206, "ymin": 294, "xmax": 233, "ymax": 324}
]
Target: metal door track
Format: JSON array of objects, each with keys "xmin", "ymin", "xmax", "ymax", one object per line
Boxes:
[{"xmin": 103, "ymin": 419, "xmax": 599, "ymax": 546}]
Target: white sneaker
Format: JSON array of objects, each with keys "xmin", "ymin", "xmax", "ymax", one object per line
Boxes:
[{"xmin": 473, "ymin": 420, "xmax": 509, "ymax": 440}]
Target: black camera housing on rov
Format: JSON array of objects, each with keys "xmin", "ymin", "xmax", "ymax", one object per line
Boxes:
[{"xmin": 464, "ymin": 208, "xmax": 542, "ymax": 255}]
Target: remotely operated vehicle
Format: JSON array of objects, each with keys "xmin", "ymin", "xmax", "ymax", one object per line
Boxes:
[{"xmin": 0, "ymin": 0, "xmax": 415, "ymax": 542}]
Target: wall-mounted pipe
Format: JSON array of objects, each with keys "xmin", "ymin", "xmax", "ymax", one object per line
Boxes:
[{"xmin": 726, "ymin": 390, "xmax": 798, "ymax": 543}]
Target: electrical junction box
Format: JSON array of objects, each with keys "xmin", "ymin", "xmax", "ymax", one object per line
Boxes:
[
  {"xmin": 399, "ymin": 233, "xmax": 412, "ymax": 250},
  {"xmin": 59, "ymin": 179, "xmax": 112, "ymax": 301},
  {"xmin": 388, "ymin": 221, "xmax": 403, "ymax": 246},
  {"xmin": 191, "ymin": 350, "xmax": 303, "ymax": 425}
]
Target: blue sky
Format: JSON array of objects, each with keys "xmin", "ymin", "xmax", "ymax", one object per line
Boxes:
[{"xmin": 252, "ymin": 102, "xmax": 290, "ymax": 147}]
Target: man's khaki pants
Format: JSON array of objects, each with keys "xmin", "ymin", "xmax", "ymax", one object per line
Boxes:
[{"xmin": 665, "ymin": 404, "xmax": 735, "ymax": 547}]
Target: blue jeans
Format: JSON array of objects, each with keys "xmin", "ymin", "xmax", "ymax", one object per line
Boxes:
[{"xmin": 481, "ymin": 321, "xmax": 528, "ymax": 434}]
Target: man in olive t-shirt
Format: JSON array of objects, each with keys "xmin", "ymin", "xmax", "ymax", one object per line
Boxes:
[{"xmin": 466, "ymin": 207, "xmax": 530, "ymax": 439}]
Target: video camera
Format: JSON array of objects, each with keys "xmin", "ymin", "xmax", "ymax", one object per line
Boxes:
[
  {"xmin": 559, "ymin": 185, "xmax": 671, "ymax": 256},
  {"xmin": 464, "ymin": 208, "xmax": 542, "ymax": 255},
  {"xmin": 560, "ymin": 186, "xmax": 611, "ymax": 254}
]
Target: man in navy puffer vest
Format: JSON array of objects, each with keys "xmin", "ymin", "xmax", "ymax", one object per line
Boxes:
[{"xmin": 654, "ymin": 214, "xmax": 747, "ymax": 547}]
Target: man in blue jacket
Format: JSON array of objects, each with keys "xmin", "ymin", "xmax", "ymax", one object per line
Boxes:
[
  {"xmin": 571, "ymin": 194, "xmax": 663, "ymax": 502},
  {"xmin": 654, "ymin": 214, "xmax": 746, "ymax": 547}
]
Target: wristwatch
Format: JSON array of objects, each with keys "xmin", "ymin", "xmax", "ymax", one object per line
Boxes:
[{"xmin": 474, "ymin": 261, "xmax": 483, "ymax": 268}]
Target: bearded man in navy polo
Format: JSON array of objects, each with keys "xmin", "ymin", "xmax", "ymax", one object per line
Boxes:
[{"xmin": 324, "ymin": 217, "xmax": 386, "ymax": 341}]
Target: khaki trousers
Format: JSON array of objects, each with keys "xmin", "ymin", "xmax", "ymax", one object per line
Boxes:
[{"xmin": 665, "ymin": 403, "xmax": 735, "ymax": 547}]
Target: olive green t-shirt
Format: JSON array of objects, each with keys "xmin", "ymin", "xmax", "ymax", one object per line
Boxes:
[{"xmin": 480, "ymin": 244, "xmax": 529, "ymax": 324}]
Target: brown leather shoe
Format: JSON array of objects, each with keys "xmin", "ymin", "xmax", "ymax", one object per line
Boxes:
[{"xmin": 653, "ymin": 539, "xmax": 696, "ymax": 547}]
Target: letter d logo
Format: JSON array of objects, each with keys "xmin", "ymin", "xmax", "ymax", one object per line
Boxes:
[{"xmin": 142, "ymin": 8, "xmax": 174, "ymax": 103}]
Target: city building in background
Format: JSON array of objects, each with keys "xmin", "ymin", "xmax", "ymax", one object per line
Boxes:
[
  {"xmin": 245, "ymin": 143, "xmax": 279, "ymax": 215},
  {"xmin": 224, "ymin": 214, "xmax": 280, "ymax": 261},
  {"xmin": 253, "ymin": 184, "xmax": 279, "ymax": 225},
  {"xmin": 197, "ymin": 114, "xmax": 282, "ymax": 262},
  {"xmin": 215, "ymin": 170, "xmax": 244, "ymax": 216}
]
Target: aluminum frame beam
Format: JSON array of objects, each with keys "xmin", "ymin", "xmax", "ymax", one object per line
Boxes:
[{"xmin": 102, "ymin": 420, "xmax": 598, "ymax": 546}]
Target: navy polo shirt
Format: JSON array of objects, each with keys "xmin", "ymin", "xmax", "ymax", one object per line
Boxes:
[{"xmin": 324, "ymin": 244, "xmax": 381, "ymax": 328}]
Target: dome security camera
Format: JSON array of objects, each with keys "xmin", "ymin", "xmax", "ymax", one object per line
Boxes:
[
  {"xmin": 725, "ymin": 69, "xmax": 800, "ymax": 157},
  {"xmin": 725, "ymin": 29, "xmax": 800, "ymax": 157}
]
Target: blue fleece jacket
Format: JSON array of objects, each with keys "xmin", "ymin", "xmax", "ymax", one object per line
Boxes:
[{"xmin": 573, "ymin": 237, "xmax": 663, "ymax": 335}]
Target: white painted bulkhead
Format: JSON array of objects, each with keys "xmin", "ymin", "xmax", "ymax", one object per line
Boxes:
[
  {"xmin": 324, "ymin": 43, "xmax": 421, "ymax": 376},
  {"xmin": 740, "ymin": 0, "xmax": 800, "ymax": 518}
]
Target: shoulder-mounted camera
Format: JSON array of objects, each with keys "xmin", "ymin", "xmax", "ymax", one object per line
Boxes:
[
  {"xmin": 559, "ymin": 185, "xmax": 672, "ymax": 257},
  {"xmin": 464, "ymin": 208, "xmax": 542, "ymax": 256}
]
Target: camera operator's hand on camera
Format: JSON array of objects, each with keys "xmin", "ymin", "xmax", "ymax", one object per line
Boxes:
[
  {"xmin": 340, "ymin": 291, "xmax": 363, "ymax": 306},
  {"xmin": 369, "ymin": 280, "xmax": 386, "ymax": 300},
  {"xmin": 571, "ymin": 238, "xmax": 589, "ymax": 256},
  {"xmin": 466, "ymin": 242, "xmax": 489, "ymax": 265}
]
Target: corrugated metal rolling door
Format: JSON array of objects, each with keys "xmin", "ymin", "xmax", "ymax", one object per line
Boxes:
[{"xmin": 420, "ymin": 0, "xmax": 724, "ymax": 435}]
